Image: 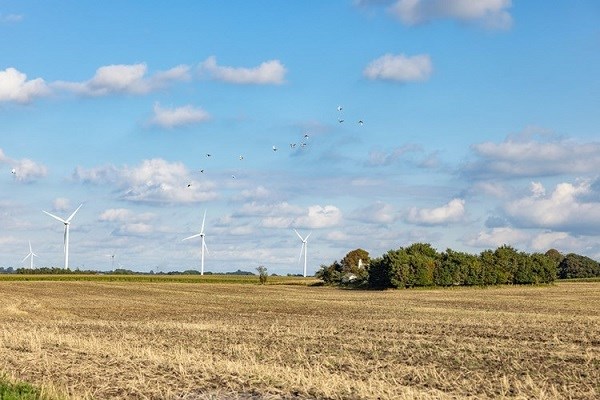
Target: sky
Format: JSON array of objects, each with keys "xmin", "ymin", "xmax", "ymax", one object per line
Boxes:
[{"xmin": 1, "ymin": 1, "xmax": 599, "ymax": 274}]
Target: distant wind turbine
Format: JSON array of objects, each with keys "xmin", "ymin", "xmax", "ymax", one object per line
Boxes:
[
  {"xmin": 183, "ymin": 209, "xmax": 209, "ymax": 275},
  {"xmin": 21, "ymin": 241, "xmax": 39, "ymax": 269},
  {"xmin": 42, "ymin": 204, "xmax": 83, "ymax": 270},
  {"xmin": 294, "ymin": 229, "xmax": 312, "ymax": 277}
]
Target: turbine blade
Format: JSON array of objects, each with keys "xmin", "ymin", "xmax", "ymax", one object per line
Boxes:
[
  {"xmin": 294, "ymin": 229, "xmax": 303, "ymax": 241},
  {"xmin": 305, "ymin": 232, "xmax": 312, "ymax": 241},
  {"xmin": 63, "ymin": 227, "xmax": 67, "ymax": 254},
  {"xmin": 203, "ymin": 241, "xmax": 209, "ymax": 254},
  {"xmin": 200, "ymin": 209, "xmax": 207, "ymax": 234},
  {"xmin": 298, "ymin": 243, "xmax": 305, "ymax": 262},
  {"xmin": 66, "ymin": 204, "xmax": 83, "ymax": 223},
  {"xmin": 183, "ymin": 233, "xmax": 202, "ymax": 241},
  {"xmin": 21, "ymin": 254, "xmax": 30, "ymax": 263},
  {"xmin": 29, "ymin": 240, "xmax": 32, "ymax": 253},
  {"xmin": 43, "ymin": 210, "xmax": 67, "ymax": 224}
]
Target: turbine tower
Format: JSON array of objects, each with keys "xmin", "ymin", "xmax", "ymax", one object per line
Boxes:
[
  {"xmin": 294, "ymin": 229, "xmax": 312, "ymax": 277},
  {"xmin": 42, "ymin": 204, "xmax": 82, "ymax": 270},
  {"xmin": 183, "ymin": 210, "xmax": 209, "ymax": 275},
  {"xmin": 21, "ymin": 241, "xmax": 39, "ymax": 269}
]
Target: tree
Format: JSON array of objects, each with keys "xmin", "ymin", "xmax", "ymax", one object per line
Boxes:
[
  {"xmin": 341, "ymin": 249, "xmax": 370, "ymax": 273},
  {"xmin": 558, "ymin": 254, "xmax": 600, "ymax": 279},
  {"xmin": 256, "ymin": 266, "xmax": 268, "ymax": 284}
]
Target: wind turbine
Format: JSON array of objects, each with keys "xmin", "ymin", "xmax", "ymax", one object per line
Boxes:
[
  {"xmin": 42, "ymin": 204, "xmax": 83, "ymax": 270},
  {"xmin": 294, "ymin": 229, "xmax": 312, "ymax": 277},
  {"xmin": 183, "ymin": 210, "xmax": 209, "ymax": 275},
  {"xmin": 21, "ymin": 241, "xmax": 39, "ymax": 269}
]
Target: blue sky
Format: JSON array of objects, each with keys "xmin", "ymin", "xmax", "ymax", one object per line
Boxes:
[{"xmin": 1, "ymin": 1, "xmax": 599, "ymax": 274}]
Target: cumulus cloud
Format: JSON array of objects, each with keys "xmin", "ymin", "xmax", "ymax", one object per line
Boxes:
[
  {"xmin": 466, "ymin": 227, "xmax": 529, "ymax": 249},
  {"xmin": 462, "ymin": 136, "xmax": 600, "ymax": 180},
  {"xmin": 235, "ymin": 202, "xmax": 342, "ymax": 229},
  {"xmin": 72, "ymin": 158, "xmax": 218, "ymax": 204},
  {"xmin": 364, "ymin": 53, "xmax": 432, "ymax": 82},
  {"xmin": 389, "ymin": 0, "xmax": 512, "ymax": 29},
  {"xmin": 0, "ymin": 148, "xmax": 47, "ymax": 182},
  {"xmin": 353, "ymin": 201, "xmax": 397, "ymax": 224},
  {"xmin": 405, "ymin": 198, "xmax": 465, "ymax": 225},
  {"xmin": 149, "ymin": 103, "xmax": 210, "ymax": 128},
  {"xmin": 53, "ymin": 63, "xmax": 190, "ymax": 96},
  {"xmin": 199, "ymin": 56, "xmax": 286, "ymax": 85},
  {"xmin": 0, "ymin": 67, "xmax": 50, "ymax": 103},
  {"xmin": 296, "ymin": 205, "xmax": 343, "ymax": 229},
  {"xmin": 504, "ymin": 179, "xmax": 600, "ymax": 235},
  {"xmin": 52, "ymin": 198, "xmax": 71, "ymax": 212},
  {"xmin": 98, "ymin": 208, "xmax": 156, "ymax": 237}
]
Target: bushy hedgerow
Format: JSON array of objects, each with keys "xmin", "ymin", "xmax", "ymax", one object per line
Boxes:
[{"xmin": 362, "ymin": 243, "xmax": 558, "ymax": 289}]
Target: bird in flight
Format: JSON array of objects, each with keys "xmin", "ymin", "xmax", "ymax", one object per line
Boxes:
[
  {"xmin": 337, "ymin": 106, "xmax": 343, "ymax": 111},
  {"xmin": 11, "ymin": 168, "xmax": 16, "ymax": 175},
  {"xmin": 272, "ymin": 146, "xmax": 278, "ymax": 152},
  {"xmin": 206, "ymin": 154, "xmax": 211, "ymax": 157},
  {"xmin": 239, "ymin": 155, "xmax": 244, "ymax": 160},
  {"xmin": 358, "ymin": 120, "xmax": 364, "ymax": 126},
  {"xmin": 338, "ymin": 119, "xmax": 344, "ymax": 123}
]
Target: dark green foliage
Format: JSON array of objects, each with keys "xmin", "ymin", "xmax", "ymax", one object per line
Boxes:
[
  {"xmin": 558, "ymin": 253, "xmax": 600, "ymax": 279},
  {"xmin": 316, "ymin": 249, "xmax": 370, "ymax": 286},
  {"xmin": 358, "ymin": 243, "xmax": 559, "ymax": 289}
]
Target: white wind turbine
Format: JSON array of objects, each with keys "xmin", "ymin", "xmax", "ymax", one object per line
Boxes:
[
  {"xmin": 21, "ymin": 241, "xmax": 39, "ymax": 269},
  {"xmin": 294, "ymin": 229, "xmax": 312, "ymax": 277},
  {"xmin": 42, "ymin": 204, "xmax": 83, "ymax": 270},
  {"xmin": 183, "ymin": 210, "xmax": 209, "ymax": 275}
]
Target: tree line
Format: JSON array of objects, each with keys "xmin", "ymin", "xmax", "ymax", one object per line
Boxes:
[{"xmin": 317, "ymin": 244, "xmax": 600, "ymax": 289}]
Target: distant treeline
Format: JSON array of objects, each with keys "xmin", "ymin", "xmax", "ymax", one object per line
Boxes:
[
  {"xmin": 1, "ymin": 267, "xmax": 288, "ymax": 276},
  {"xmin": 317, "ymin": 244, "xmax": 600, "ymax": 289}
]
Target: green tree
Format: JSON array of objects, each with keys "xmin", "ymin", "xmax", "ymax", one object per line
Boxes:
[
  {"xmin": 256, "ymin": 266, "xmax": 268, "ymax": 284},
  {"xmin": 340, "ymin": 248, "xmax": 370, "ymax": 273},
  {"xmin": 558, "ymin": 253, "xmax": 600, "ymax": 279}
]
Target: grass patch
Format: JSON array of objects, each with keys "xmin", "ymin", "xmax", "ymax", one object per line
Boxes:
[{"xmin": 0, "ymin": 375, "xmax": 41, "ymax": 400}]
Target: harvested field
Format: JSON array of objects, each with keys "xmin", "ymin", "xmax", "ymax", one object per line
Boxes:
[{"xmin": 0, "ymin": 280, "xmax": 598, "ymax": 399}]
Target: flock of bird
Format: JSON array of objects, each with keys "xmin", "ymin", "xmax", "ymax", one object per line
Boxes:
[
  {"xmin": 182, "ymin": 105, "xmax": 363, "ymax": 185},
  {"xmin": 9, "ymin": 106, "xmax": 363, "ymax": 183}
]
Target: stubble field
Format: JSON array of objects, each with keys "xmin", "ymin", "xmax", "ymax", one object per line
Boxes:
[{"xmin": 0, "ymin": 280, "xmax": 598, "ymax": 399}]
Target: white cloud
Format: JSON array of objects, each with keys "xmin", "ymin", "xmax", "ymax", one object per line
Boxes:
[
  {"xmin": 504, "ymin": 180, "xmax": 600, "ymax": 235},
  {"xmin": 466, "ymin": 227, "xmax": 529, "ymax": 249},
  {"xmin": 200, "ymin": 56, "xmax": 286, "ymax": 85},
  {"xmin": 354, "ymin": 201, "xmax": 397, "ymax": 224},
  {"xmin": 364, "ymin": 53, "xmax": 432, "ymax": 82},
  {"xmin": 52, "ymin": 198, "xmax": 71, "ymax": 212},
  {"xmin": 389, "ymin": 0, "xmax": 512, "ymax": 29},
  {"xmin": 149, "ymin": 103, "xmax": 210, "ymax": 128},
  {"xmin": 0, "ymin": 148, "xmax": 48, "ymax": 182},
  {"xmin": 53, "ymin": 63, "xmax": 190, "ymax": 96},
  {"xmin": 0, "ymin": 67, "xmax": 50, "ymax": 103},
  {"xmin": 405, "ymin": 198, "xmax": 465, "ymax": 225},
  {"xmin": 463, "ymin": 136, "xmax": 600, "ymax": 179},
  {"xmin": 296, "ymin": 205, "xmax": 343, "ymax": 229},
  {"xmin": 73, "ymin": 158, "xmax": 218, "ymax": 204},
  {"xmin": 529, "ymin": 231, "xmax": 570, "ymax": 252},
  {"xmin": 366, "ymin": 144, "xmax": 422, "ymax": 166},
  {"xmin": 99, "ymin": 208, "xmax": 156, "ymax": 237},
  {"xmin": 0, "ymin": 13, "xmax": 23, "ymax": 23}
]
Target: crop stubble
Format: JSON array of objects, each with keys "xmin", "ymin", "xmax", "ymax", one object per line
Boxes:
[{"xmin": 0, "ymin": 281, "xmax": 598, "ymax": 399}]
